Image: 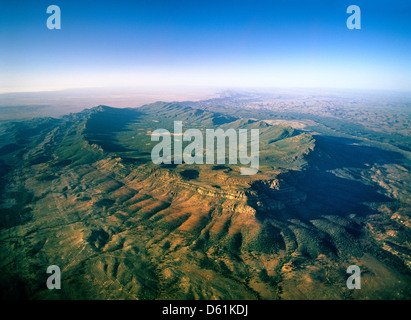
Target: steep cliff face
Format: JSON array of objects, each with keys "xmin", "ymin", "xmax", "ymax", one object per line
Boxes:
[
  {"xmin": 0, "ymin": 103, "xmax": 409, "ymax": 300},
  {"xmin": 248, "ymin": 178, "xmax": 307, "ymax": 213}
]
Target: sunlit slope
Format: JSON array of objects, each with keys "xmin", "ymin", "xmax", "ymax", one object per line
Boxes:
[
  {"xmin": 0, "ymin": 103, "xmax": 409, "ymax": 300},
  {"xmin": 82, "ymin": 103, "xmax": 315, "ymax": 173}
]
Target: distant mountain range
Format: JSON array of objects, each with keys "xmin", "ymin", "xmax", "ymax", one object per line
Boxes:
[{"xmin": 0, "ymin": 102, "xmax": 410, "ymax": 299}]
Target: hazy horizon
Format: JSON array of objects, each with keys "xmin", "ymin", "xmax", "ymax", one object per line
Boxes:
[
  {"xmin": 1, "ymin": 0, "xmax": 411, "ymax": 93},
  {"xmin": 2, "ymin": 0, "xmax": 411, "ymax": 304},
  {"xmin": 1, "ymin": 85, "xmax": 410, "ymax": 121}
]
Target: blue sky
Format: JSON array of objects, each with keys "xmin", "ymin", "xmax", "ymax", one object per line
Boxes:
[{"xmin": 1, "ymin": 0, "xmax": 410, "ymax": 92}]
